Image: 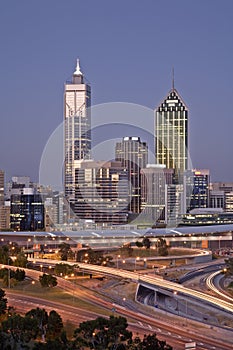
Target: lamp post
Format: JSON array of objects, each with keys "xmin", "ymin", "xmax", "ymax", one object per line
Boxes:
[
  {"xmin": 135, "ymin": 257, "xmax": 140, "ymax": 271},
  {"xmin": 8, "ymin": 259, "xmax": 10, "ymax": 289},
  {"xmin": 173, "ymin": 291, "xmax": 178, "ymax": 315},
  {"xmin": 218, "ymin": 236, "xmax": 222, "ymax": 253},
  {"xmin": 27, "ymin": 238, "xmax": 31, "ymax": 250},
  {"xmin": 143, "ymin": 258, "xmax": 147, "ymax": 269},
  {"xmin": 116, "ymin": 254, "xmax": 121, "ymax": 269}
]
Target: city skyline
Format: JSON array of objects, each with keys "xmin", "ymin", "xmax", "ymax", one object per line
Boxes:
[{"xmin": 0, "ymin": 1, "xmax": 233, "ymax": 182}]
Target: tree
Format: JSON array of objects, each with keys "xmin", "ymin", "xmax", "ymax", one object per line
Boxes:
[
  {"xmin": 46, "ymin": 310, "xmax": 63, "ymax": 339},
  {"xmin": 0, "ymin": 288, "xmax": 7, "ymax": 316},
  {"xmin": 26, "ymin": 307, "xmax": 48, "ymax": 341},
  {"xmin": 39, "ymin": 274, "xmax": 57, "ymax": 288},
  {"xmin": 0, "ymin": 245, "xmax": 11, "ymax": 265},
  {"xmin": 2, "ymin": 313, "xmax": 38, "ymax": 347},
  {"xmin": 74, "ymin": 315, "xmax": 132, "ymax": 349},
  {"xmin": 58, "ymin": 243, "xmax": 74, "ymax": 261},
  {"xmin": 14, "ymin": 268, "xmax": 26, "ymax": 281},
  {"xmin": 157, "ymin": 238, "xmax": 169, "ymax": 256},
  {"xmin": 131, "ymin": 333, "xmax": 172, "ymax": 350},
  {"xmin": 13, "ymin": 252, "xmax": 28, "ymax": 268},
  {"xmin": 54, "ymin": 263, "xmax": 75, "ymax": 277},
  {"xmin": 26, "ymin": 308, "xmax": 63, "ymax": 342},
  {"xmin": 142, "ymin": 237, "xmax": 151, "ymax": 249},
  {"xmin": 135, "ymin": 241, "xmax": 143, "ymax": 249},
  {"xmin": 77, "ymin": 249, "xmax": 114, "ymax": 266}
]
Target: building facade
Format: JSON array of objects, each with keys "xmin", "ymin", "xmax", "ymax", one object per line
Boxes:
[
  {"xmin": 10, "ymin": 190, "xmax": 44, "ymax": 231},
  {"xmin": 0, "ymin": 170, "xmax": 4, "ymax": 206},
  {"xmin": 64, "ymin": 59, "xmax": 91, "ymax": 205},
  {"xmin": 210, "ymin": 191, "xmax": 225, "ymax": 209},
  {"xmin": 0, "ymin": 204, "xmax": 10, "ymax": 230},
  {"xmin": 165, "ymin": 184, "xmax": 184, "ymax": 226},
  {"xmin": 115, "ymin": 137, "xmax": 148, "ymax": 215},
  {"xmin": 140, "ymin": 165, "xmax": 174, "ymax": 224},
  {"xmin": 155, "ymin": 88, "xmax": 188, "ymax": 178},
  {"xmin": 186, "ymin": 169, "xmax": 210, "ymax": 211},
  {"xmin": 75, "ymin": 160, "xmax": 128, "ymax": 224}
]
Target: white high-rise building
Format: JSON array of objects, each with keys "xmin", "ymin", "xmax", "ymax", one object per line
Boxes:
[{"xmin": 64, "ymin": 59, "xmax": 91, "ymax": 204}]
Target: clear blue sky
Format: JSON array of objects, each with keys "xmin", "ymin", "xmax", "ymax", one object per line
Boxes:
[{"xmin": 0, "ymin": 0, "xmax": 233, "ymax": 182}]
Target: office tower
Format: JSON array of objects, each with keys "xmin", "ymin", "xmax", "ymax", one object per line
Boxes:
[
  {"xmin": 225, "ymin": 192, "xmax": 233, "ymax": 212},
  {"xmin": 186, "ymin": 169, "xmax": 210, "ymax": 211},
  {"xmin": 64, "ymin": 59, "xmax": 91, "ymax": 205},
  {"xmin": 0, "ymin": 203, "xmax": 10, "ymax": 230},
  {"xmin": 140, "ymin": 165, "xmax": 174, "ymax": 224},
  {"xmin": 115, "ymin": 137, "xmax": 148, "ymax": 215},
  {"xmin": 210, "ymin": 191, "xmax": 225, "ymax": 209},
  {"xmin": 165, "ymin": 184, "xmax": 184, "ymax": 226},
  {"xmin": 0, "ymin": 170, "xmax": 4, "ymax": 205},
  {"xmin": 211, "ymin": 182, "xmax": 233, "ymax": 193},
  {"xmin": 10, "ymin": 189, "xmax": 44, "ymax": 231},
  {"xmin": 75, "ymin": 160, "xmax": 128, "ymax": 224},
  {"xmin": 6, "ymin": 176, "xmax": 31, "ymax": 199},
  {"xmin": 209, "ymin": 182, "xmax": 233, "ymax": 210},
  {"xmin": 155, "ymin": 84, "xmax": 188, "ymax": 177},
  {"xmin": 44, "ymin": 191, "xmax": 64, "ymax": 230}
]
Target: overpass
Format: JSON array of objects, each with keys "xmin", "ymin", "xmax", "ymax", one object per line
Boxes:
[{"xmin": 27, "ymin": 258, "xmax": 233, "ymax": 326}]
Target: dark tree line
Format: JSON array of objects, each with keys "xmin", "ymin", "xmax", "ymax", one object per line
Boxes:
[{"xmin": 0, "ymin": 288, "xmax": 172, "ymax": 349}]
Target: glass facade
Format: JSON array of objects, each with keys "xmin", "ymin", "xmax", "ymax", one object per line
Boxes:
[
  {"xmin": 74, "ymin": 161, "xmax": 128, "ymax": 224},
  {"xmin": 115, "ymin": 137, "xmax": 148, "ymax": 214},
  {"xmin": 10, "ymin": 194, "xmax": 44, "ymax": 231},
  {"xmin": 64, "ymin": 62, "xmax": 91, "ymax": 204},
  {"xmin": 155, "ymin": 89, "xmax": 188, "ymax": 177}
]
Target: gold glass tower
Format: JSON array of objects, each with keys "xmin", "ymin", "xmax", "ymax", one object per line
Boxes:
[{"xmin": 155, "ymin": 86, "xmax": 188, "ymax": 177}]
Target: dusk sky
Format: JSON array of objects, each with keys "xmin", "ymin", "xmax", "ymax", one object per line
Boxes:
[{"xmin": 0, "ymin": 0, "xmax": 233, "ymax": 183}]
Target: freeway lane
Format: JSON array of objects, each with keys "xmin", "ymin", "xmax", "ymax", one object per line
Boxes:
[
  {"xmin": 30, "ymin": 258, "xmax": 233, "ymax": 314},
  {"xmin": 206, "ymin": 270, "xmax": 233, "ymax": 302},
  {"xmin": 5, "ymin": 291, "xmax": 189, "ymax": 350},
  {"xmin": 7, "ymin": 263, "xmax": 233, "ymax": 350},
  {"xmin": 6, "ymin": 291, "xmax": 228, "ymax": 350}
]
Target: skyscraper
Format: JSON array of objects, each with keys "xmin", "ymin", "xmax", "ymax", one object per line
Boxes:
[
  {"xmin": 64, "ymin": 59, "xmax": 91, "ymax": 205},
  {"xmin": 140, "ymin": 165, "xmax": 174, "ymax": 224},
  {"xmin": 75, "ymin": 160, "xmax": 128, "ymax": 224},
  {"xmin": 0, "ymin": 170, "xmax": 4, "ymax": 206},
  {"xmin": 115, "ymin": 137, "xmax": 148, "ymax": 215},
  {"xmin": 155, "ymin": 83, "xmax": 188, "ymax": 177},
  {"xmin": 187, "ymin": 169, "xmax": 210, "ymax": 211},
  {"xmin": 10, "ymin": 189, "xmax": 44, "ymax": 231}
]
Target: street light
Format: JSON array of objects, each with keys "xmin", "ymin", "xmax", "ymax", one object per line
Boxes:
[
  {"xmin": 8, "ymin": 259, "xmax": 11, "ymax": 289},
  {"xmin": 27, "ymin": 238, "xmax": 31, "ymax": 249},
  {"xmin": 116, "ymin": 254, "xmax": 121, "ymax": 269},
  {"xmin": 135, "ymin": 257, "xmax": 140, "ymax": 271},
  {"xmin": 143, "ymin": 258, "xmax": 147, "ymax": 269}
]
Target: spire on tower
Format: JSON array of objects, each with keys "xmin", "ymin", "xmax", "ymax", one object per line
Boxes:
[
  {"xmin": 172, "ymin": 67, "xmax": 175, "ymax": 91},
  {"xmin": 73, "ymin": 58, "xmax": 83, "ymax": 76}
]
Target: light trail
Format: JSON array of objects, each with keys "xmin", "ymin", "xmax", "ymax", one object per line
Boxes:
[
  {"xmin": 27, "ymin": 258, "xmax": 233, "ymax": 314},
  {"xmin": 206, "ymin": 270, "xmax": 233, "ymax": 303}
]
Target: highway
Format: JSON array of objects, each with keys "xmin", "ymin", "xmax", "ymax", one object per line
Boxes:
[
  {"xmin": 5, "ymin": 291, "xmax": 189, "ymax": 350},
  {"xmin": 206, "ymin": 270, "xmax": 233, "ymax": 302},
  {"xmin": 5, "ymin": 287, "xmax": 233, "ymax": 350},
  {"xmin": 28, "ymin": 258, "xmax": 233, "ymax": 314}
]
